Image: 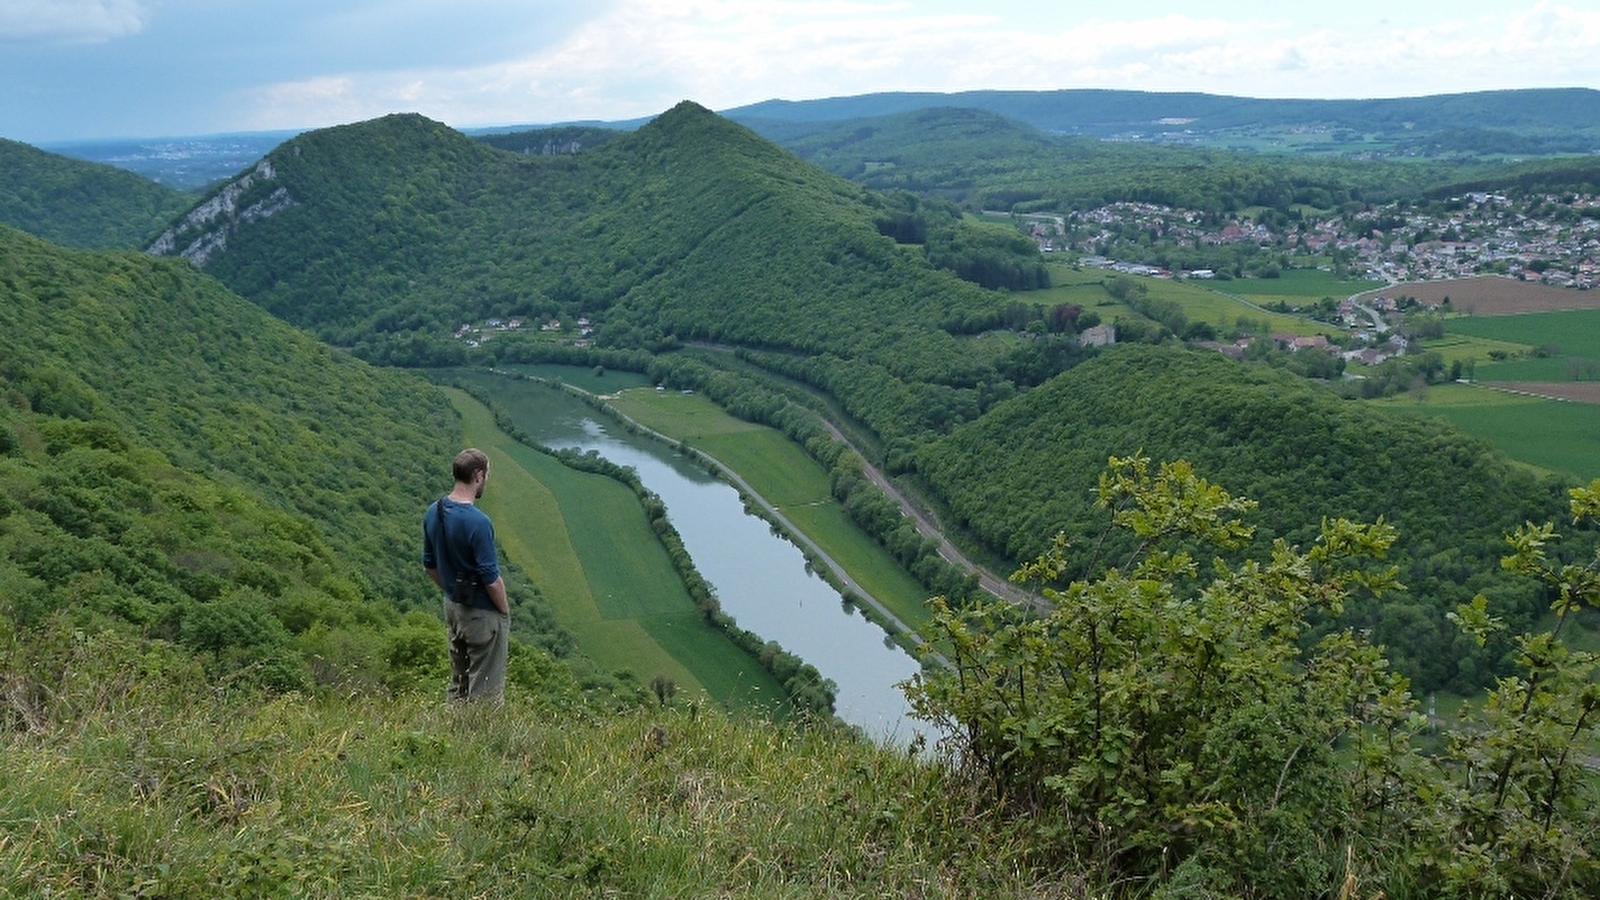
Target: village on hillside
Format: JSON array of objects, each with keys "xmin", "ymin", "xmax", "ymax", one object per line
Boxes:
[{"xmin": 1040, "ymin": 191, "xmax": 1600, "ymax": 289}]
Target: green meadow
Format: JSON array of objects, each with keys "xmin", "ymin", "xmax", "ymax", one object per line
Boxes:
[
  {"xmin": 1449, "ymin": 308, "xmax": 1600, "ymax": 355},
  {"xmin": 496, "ymin": 362, "xmax": 655, "ymax": 394},
  {"xmin": 444, "ymin": 386, "xmax": 789, "ymax": 717},
  {"xmin": 1417, "ymin": 332, "xmax": 1526, "ymax": 367},
  {"xmin": 1375, "ymin": 383, "xmax": 1600, "ymax": 482},
  {"xmin": 1040, "ymin": 264, "xmax": 1349, "ymax": 337},
  {"xmin": 1221, "ymin": 267, "xmax": 1379, "ymax": 301},
  {"xmin": 1447, "ymin": 308, "xmax": 1600, "ymax": 380}
]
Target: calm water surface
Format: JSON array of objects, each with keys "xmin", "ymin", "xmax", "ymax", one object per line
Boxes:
[{"xmin": 517, "ymin": 385, "xmax": 923, "ymax": 740}]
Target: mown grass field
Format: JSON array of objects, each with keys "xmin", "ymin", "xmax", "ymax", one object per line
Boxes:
[
  {"xmin": 1375, "ymin": 383, "xmax": 1600, "ymax": 482},
  {"xmin": 497, "ymin": 362, "xmax": 655, "ymax": 395},
  {"xmin": 1417, "ymin": 332, "xmax": 1527, "ymax": 367},
  {"xmin": 1449, "ymin": 307, "xmax": 1600, "ymax": 371},
  {"xmin": 606, "ymin": 387, "xmax": 937, "ymax": 632},
  {"xmin": 1222, "ymin": 267, "xmax": 1380, "ymax": 301},
  {"xmin": 444, "ymin": 387, "xmax": 788, "ymax": 716},
  {"xmin": 1040, "ymin": 264, "xmax": 1349, "ymax": 337}
]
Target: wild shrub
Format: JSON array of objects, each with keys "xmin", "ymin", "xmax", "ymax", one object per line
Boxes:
[{"xmin": 907, "ymin": 455, "xmax": 1600, "ymax": 897}]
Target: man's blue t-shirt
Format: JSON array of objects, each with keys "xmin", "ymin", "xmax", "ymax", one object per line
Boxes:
[{"xmin": 422, "ymin": 497, "xmax": 500, "ymax": 611}]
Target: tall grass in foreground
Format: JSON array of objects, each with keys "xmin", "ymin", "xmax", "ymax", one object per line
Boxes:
[{"xmin": 1, "ymin": 622, "xmax": 1054, "ymax": 899}]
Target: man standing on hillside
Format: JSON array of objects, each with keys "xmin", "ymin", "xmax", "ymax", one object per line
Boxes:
[{"xmin": 422, "ymin": 448, "xmax": 510, "ymax": 703}]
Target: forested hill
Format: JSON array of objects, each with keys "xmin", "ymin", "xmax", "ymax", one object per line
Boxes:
[
  {"xmin": 0, "ymin": 223, "xmax": 462, "ymax": 616},
  {"xmin": 147, "ymin": 103, "xmax": 1037, "ymax": 373},
  {"xmin": 914, "ymin": 343, "xmax": 1574, "ymax": 691},
  {"xmin": 752, "ymin": 105, "xmax": 1454, "ymax": 213},
  {"xmin": 145, "ymin": 103, "xmax": 1087, "ymax": 492},
  {"xmin": 0, "ymin": 138, "xmax": 192, "ymax": 250}
]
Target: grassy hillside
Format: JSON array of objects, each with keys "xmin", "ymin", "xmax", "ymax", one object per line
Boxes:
[
  {"xmin": 0, "ymin": 138, "xmax": 193, "ymax": 249},
  {"xmin": 1, "ymin": 624, "xmax": 1042, "ymax": 899}
]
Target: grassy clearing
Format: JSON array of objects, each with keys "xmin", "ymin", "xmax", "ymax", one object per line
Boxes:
[
  {"xmin": 1042, "ymin": 263, "xmax": 1340, "ymax": 336},
  {"xmin": 445, "ymin": 387, "xmax": 787, "ymax": 714},
  {"xmin": 502, "ymin": 362, "xmax": 655, "ymax": 395},
  {"xmin": 1449, "ymin": 307, "xmax": 1600, "ymax": 356},
  {"xmin": 1375, "ymin": 383, "xmax": 1600, "ymax": 481},
  {"xmin": 1418, "ymin": 332, "xmax": 1526, "ymax": 367}
]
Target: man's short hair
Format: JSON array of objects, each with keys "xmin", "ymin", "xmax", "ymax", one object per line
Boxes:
[{"xmin": 453, "ymin": 448, "xmax": 490, "ymax": 484}]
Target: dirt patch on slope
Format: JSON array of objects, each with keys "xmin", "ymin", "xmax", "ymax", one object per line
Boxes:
[{"xmin": 1354, "ymin": 276, "xmax": 1600, "ymax": 315}]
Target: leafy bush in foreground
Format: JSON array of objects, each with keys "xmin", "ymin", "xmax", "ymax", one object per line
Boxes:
[{"xmin": 906, "ymin": 455, "xmax": 1600, "ymax": 898}]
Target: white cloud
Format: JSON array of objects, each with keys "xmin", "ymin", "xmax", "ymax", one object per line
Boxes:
[
  {"xmin": 232, "ymin": 0, "xmax": 1600, "ymax": 134},
  {"xmin": 0, "ymin": 0, "xmax": 147, "ymax": 43}
]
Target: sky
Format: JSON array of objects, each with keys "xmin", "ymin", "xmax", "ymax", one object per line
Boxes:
[{"xmin": 4, "ymin": 0, "xmax": 1599, "ymax": 145}]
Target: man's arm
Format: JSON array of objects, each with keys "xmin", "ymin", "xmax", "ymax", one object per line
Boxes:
[
  {"xmin": 425, "ymin": 567, "xmax": 443, "ymax": 589},
  {"xmin": 485, "ymin": 577, "xmax": 509, "ymax": 615}
]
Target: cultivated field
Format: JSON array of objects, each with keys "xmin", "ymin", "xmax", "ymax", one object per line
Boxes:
[
  {"xmin": 1479, "ymin": 381, "xmax": 1600, "ymax": 403},
  {"xmin": 1223, "ymin": 267, "xmax": 1380, "ymax": 301},
  {"xmin": 1356, "ymin": 275, "xmax": 1600, "ymax": 315},
  {"xmin": 1377, "ymin": 383, "xmax": 1600, "ymax": 482}
]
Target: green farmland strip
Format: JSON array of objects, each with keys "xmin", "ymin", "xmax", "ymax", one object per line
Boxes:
[
  {"xmin": 610, "ymin": 388, "xmax": 935, "ymax": 630},
  {"xmin": 1222, "ymin": 268, "xmax": 1381, "ymax": 300},
  {"xmin": 1449, "ymin": 308, "xmax": 1600, "ymax": 357}
]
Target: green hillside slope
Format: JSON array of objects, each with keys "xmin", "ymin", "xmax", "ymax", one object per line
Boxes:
[
  {"xmin": 0, "ymin": 138, "xmax": 192, "ymax": 249},
  {"xmin": 149, "ymin": 105, "xmax": 1013, "ymax": 361},
  {"xmin": 914, "ymin": 343, "xmax": 1575, "ymax": 692},
  {"xmin": 747, "ymin": 106, "xmax": 1518, "ymax": 214},
  {"xmin": 147, "ymin": 105, "xmax": 1065, "ymax": 458},
  {"xmin": 0, "ymin": 223, "xmax": 460, "ymax": 612}
]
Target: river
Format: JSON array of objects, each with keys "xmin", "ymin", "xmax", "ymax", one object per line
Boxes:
[{"xmin": 511, "ymin": 382, "xmax": 924, "ymax": 741}]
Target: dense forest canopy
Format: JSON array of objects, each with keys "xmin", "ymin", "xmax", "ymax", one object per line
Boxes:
[
  {"xmin": 0, "ymin": 224, "xmax": 465, "ymax": 614},
  {"xmin": 914, "ymin": 344, "xmax": 1577, "ymax": 692},
  {"xmin": 156, "ymin": 108, "xmax": 997, "ymax": 354},
  {"xmin": 0, "ymin": 138, "xmax": 193, "ymax": 250}
]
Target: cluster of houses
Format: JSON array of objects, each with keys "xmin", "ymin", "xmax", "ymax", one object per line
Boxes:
[
  {"xmin": 454, "ymin": 316, "xmax": 593, "ymax": 348},
  {"xmin": 1199, "ymin": 330, "xmax": 1411, "ymax": 367},
  {"xmin": 1039, "ymin": 192, "xmax": 1600, "ymax": 288}
]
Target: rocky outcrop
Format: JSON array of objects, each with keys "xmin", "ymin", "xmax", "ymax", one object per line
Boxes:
[{"xmin": 146, "ymin": 158, "xmax": 296, "ymax": 266}]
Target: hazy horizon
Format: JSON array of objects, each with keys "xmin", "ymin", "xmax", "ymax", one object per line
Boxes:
[{"xmin": 3, "ymin": 1, "xmax": 1597, "ymax": 145}]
